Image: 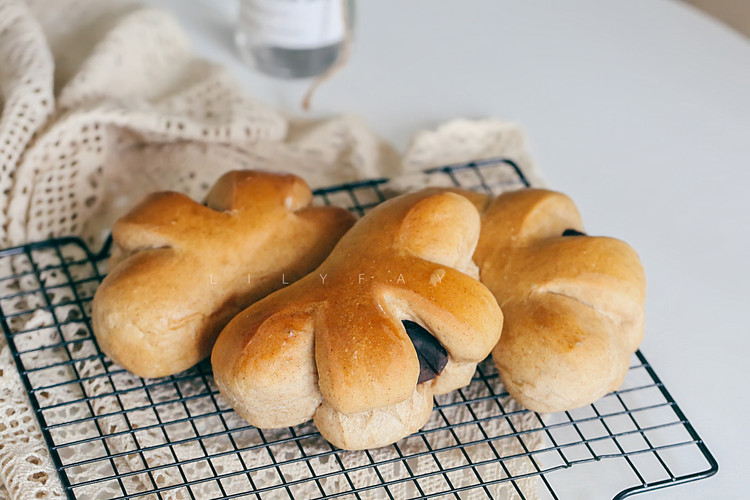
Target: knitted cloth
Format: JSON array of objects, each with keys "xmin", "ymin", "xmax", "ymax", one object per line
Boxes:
[{"xmin": 0, "ymin": 0, "xmax": 541, "ymax": 498}]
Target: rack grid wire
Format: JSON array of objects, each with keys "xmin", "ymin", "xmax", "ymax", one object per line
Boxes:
[{"xmin": 0, "ymin": 159, "xmax": 717, "ymax": 499}]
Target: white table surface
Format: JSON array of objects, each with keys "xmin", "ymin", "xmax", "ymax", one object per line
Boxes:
[{"xmin": 140, "ymin": 1, "xmax": 750, "ymax": 498}]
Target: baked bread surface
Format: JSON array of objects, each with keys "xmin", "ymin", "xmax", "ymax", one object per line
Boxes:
[
  {"xmin": 212, "ymin": 190, "xmax": 503, "ymax": 449},
  {"xmin": 473, "ymin": 189, "xmax": 646, "ymax": 412},
  {"xmin": 92, "ymin": 170, "xmax": 355, "ymax": 378}
]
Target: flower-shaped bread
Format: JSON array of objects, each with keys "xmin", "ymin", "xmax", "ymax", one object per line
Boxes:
[
  {"xmin": 212, "ymin": 190, "xmax": 503, "ymax": 450},
  {"xmin": 473, "ymin": 189, "xmax": 646, "ymax": 412},
  {"xmin": 92, "ymin": 171, "xmax": 355, "ymax": 378}
]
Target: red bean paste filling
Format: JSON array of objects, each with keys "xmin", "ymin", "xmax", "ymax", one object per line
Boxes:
[
  {"xmin": 403, "ymin": 320, "xmax": 448, "ymax": 383},
  {"xmin": 562, "ymin": 228, "xmax": 586, "ymax": 236}
]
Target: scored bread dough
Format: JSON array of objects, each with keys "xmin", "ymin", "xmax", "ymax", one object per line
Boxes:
[
  {"xmin": 473, "ymin": 189, "xmax": 646, "ymax": 412},
  {"xmin": 91, "ymin": 170, "xmax": 355, "ymax": 378},
  {"xmin": 212, "ymin": 190, "xmax": 503, "ymax": 450}
]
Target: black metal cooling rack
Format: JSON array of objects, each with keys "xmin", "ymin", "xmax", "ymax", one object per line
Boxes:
[{"xmin": 0, "ymin": 159, "xmax": 717, "ymax": 499}]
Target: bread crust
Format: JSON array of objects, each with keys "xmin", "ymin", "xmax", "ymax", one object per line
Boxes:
[
  {"xmin": 473, "ymin": 189, "xmax": 646, "ymax": 412},
  {"xmin": 212, "ymin": 190, "xmax": 503, "ymax": 449},
  {"xmin": 91, "ymin": 171, "xmax": 355, "ymax": 378}
]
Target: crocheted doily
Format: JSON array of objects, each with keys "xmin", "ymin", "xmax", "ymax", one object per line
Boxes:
[{"xmin": 0, "ymin": 0, "xmax": 542, "ymax": 498}]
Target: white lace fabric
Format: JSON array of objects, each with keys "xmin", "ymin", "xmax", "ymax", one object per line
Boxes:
[{"xmin": 0, "ymin": 0, "xmax": 541, "ymax": 498}]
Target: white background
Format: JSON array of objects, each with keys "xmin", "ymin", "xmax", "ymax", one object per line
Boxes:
[{"xmin": 139, "ymin": 1, "xmax": 749, "ymax": 498}]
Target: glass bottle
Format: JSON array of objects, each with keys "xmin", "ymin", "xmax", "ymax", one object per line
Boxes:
[{"xmin": 236, "ymin": 0, "xmax": 354, "ymax": 79}]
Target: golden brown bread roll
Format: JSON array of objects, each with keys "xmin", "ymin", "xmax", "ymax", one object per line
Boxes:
[
  {"xmin": 91, "ymin": 170, "xmax": 356, "ymax": 378},
  {"xmin": 212, "ymin": 190, "xmax": 503, "ymax": 450},
  {"xmin": 473, "ymin": 189, "xmax": 646, "ymax": 412}
]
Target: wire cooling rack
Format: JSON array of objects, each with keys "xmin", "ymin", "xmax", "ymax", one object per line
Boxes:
[{"xmin": 0, "ymin": 159, "xmax": 717, "ymax": 499}]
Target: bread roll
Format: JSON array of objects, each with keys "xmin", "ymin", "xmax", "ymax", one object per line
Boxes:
[
  {"xmin": 92, "ymin": 170, "xmax": 355, "ymax": 378},
  {"xmin": 212, "ymin": 190, "xmax": 503, "ymax": 450},
  {"xmin": 473, "ymin": 189, "xmax": 646, "ymax": 412}
]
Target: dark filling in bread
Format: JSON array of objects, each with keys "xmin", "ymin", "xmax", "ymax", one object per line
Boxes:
[
  {"xmin": 403, "ymin": 320, "xmax": 448, "ymax": 383},
  {"xmin": 562, "ymin": 228, "xmax": 586, "ymax": 236}
]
